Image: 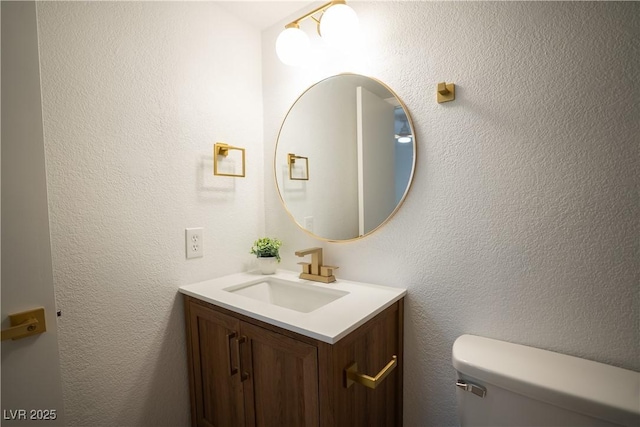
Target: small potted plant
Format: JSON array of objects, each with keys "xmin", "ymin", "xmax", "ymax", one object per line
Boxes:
[{"xmin": 250, "ymin": 237, "xmax": 282, "ymax": 275}]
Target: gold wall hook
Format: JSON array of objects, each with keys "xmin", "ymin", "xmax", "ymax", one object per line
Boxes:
[
  {"xmin": 1, "ymin": 307, "xmax": 47, "ymax": 341},
  {"xmin": 437, "ymin": 82, "xmax": 455, "ymax": 103},
  {"xmin": 288, "ymin": 153, "xmax": 309, "ymax": 181},
  {"xmin": 214, "ymin": 142, "xmax": 246, "ymax": 177}
]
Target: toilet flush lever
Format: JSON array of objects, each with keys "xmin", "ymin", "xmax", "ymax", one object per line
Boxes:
[{"xmin": 456, "ymin": 380, "xmax": 486, "ymax": 398}]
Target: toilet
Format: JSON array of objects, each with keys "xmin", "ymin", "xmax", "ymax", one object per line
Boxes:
[{"xmin": 452, "ymin": 335, "xmax": 640, "ymax": 426}]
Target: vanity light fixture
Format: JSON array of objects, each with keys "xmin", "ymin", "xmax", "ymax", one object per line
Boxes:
[
  {"xmin": 395, "ymin": 120, "xmax": 413, "ymax": 144},
  {"xmin": 276, "ymin": 0, "xmax": 359, "ymax": 66}
]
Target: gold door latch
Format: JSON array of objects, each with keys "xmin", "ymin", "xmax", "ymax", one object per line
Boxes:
[
  {"xmin": 1, "ymin": 307, "xmax": 47, "ymax": 341},
  {"xmin": 345, "ymin": 355, "xmax": 397, "ymax": 389}
]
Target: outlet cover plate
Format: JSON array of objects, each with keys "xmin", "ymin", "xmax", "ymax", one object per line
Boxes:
[{"xmin": 185, "ymin": 228, "xmax": 204, "ymax": 259}]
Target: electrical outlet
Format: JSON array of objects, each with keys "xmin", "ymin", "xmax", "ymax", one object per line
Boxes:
[
  {"xmin": 304, "ymin": 216, "xmax": 314, "ymax": 232},
  {"xmin": 185, "ymin": 228, "xmax": 204, "ymax": 259}
]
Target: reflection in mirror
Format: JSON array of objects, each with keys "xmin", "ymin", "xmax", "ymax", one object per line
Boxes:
[{"xmin": 275, "ymin": 74, "xmax": 416, "ymax": 242}]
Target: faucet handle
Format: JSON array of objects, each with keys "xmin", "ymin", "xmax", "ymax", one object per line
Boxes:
[
  {"xmin": 320, "ymin": 265, "xmax": 339, "ymax": 277},
  {"xmin": 297, "ymin": 262, "xmax": 311, "ymax": 274}
]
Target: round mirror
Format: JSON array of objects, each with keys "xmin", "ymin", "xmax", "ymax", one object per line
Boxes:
[{"xmin": 274, "ymin": 73, "xmax": 416, "ymax": 242}]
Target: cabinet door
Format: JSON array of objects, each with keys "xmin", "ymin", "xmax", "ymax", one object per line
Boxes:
[
  {"xmin": 329, "ymin": 302, "xmax": 402, "ymax": 427},
  {"xmin": 240, "ymin": 322, "xmax": 319, "ymax": 427},
  {"xmin": 188, "ymin": 302, "xmax": 245, "ymax": 427}
]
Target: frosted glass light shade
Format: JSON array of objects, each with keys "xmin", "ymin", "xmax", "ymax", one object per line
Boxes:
[
  {"xmin": 319, "ymin": 4, "xmax": 359, "ymax": 48},
  {"xmin": 276, "ymin": 27, "xmax": 310, "ymax": 66}
]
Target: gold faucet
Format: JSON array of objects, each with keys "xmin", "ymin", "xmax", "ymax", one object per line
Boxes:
[{"xmin": 294, "ymin": 247, "xmax": 338, "ymax": 283}]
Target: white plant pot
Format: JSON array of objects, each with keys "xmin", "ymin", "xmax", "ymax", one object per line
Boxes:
[{"xmin": 257, "ymin": 257, "xmax": 277, "ymax": 275}]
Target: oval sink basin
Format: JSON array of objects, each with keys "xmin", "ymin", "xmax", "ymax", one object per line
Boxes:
[{"xmin": 223, "ymin": 277, "xmax": 349, "ymax": 313}]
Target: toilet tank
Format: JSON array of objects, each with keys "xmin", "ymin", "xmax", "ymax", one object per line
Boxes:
[{"xmin": 452, "ymin": 335, "xmax": 640, "ymax": 427}]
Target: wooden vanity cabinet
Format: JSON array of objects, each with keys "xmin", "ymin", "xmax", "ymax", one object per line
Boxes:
[{"xmin": 184, "ymin": 295, "xmax": 403, "ymax": 427}]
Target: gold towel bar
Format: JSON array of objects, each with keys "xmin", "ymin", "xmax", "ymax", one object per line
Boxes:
[
  {"xmin": 345, "ymin": 355, "xmax": 397, "ymax": 389},
  {"xmin": 214, "ymin": 142, "xmax": 246, "ymax": 177},
  {"xmin": 288, "ymin": 153, "xmax": 309, "ymax": 181}
]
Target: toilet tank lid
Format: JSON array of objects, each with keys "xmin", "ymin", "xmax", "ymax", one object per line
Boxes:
[{"xmin": 452, "ymin": 335, "xmax": 640, "ymax": 427}]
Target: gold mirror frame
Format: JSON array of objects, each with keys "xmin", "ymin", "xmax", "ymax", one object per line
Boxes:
[{"xmin": 274, "ymin": 73, "xmax": 417, "ymax": 243}]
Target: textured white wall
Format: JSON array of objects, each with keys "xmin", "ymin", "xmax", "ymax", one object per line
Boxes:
[
  {"xmin": 263, "ymin": 2, "xmax": 639, "ymax": 425},
  {"xmin": 36, "ymin": 2, "xmax": 264, "ymax": 425}
]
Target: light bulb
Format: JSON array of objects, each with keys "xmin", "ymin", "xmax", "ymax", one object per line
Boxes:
[
  {"xmin": 276, "ymin": 27, "xmax": 310, "ymax": 66},
  {"xmin": 397, "ymin": 136, "xmax": 412, "ymax": 144},
  {"xmin": 319, "ymin": 4, "xmax": 359, "ymax": 49}
]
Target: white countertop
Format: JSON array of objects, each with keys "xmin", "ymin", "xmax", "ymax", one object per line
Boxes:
[{"xmin": 179, "ymin": 270, "xmax": 406, "ymax": 344}]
